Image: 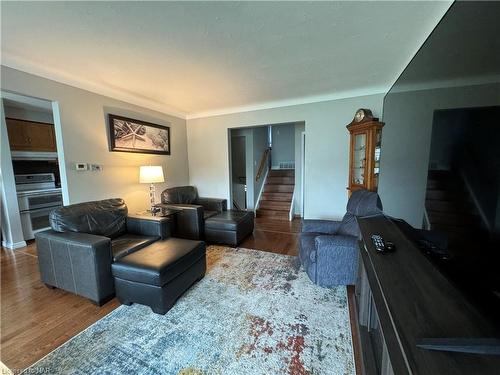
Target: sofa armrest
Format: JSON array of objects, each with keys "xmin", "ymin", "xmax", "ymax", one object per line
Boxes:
[
  {"xmin": 156, "ymin": 203, "xmax": 204, "ymax": 240},
  {"xmin": 315, "ymin": 234, "xmax": 358, "ymax": 250},
  {"xmin": 313, "ymin": 234, "xmax": 359, "ymax": 286},
  {"xmin": 35, "ymin": 230, "xmax": 114, "ymax": 304},
  {"xmin": 301, "ymin": 219, "xmax": 342, "ymax": 234},
  {"xmin": 196, "ymin": 197, "xmax": 227, "ymax": 213},
  {"xmin": 127, "ymin": 215, "xmax": 171, "ymax": 239}
]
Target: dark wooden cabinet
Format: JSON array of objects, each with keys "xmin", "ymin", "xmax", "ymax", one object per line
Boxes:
[
  {"xmin": 6, "ymin": 118, "xmax": 57, "ymax": 152},
  {"xmin": 355, "ymin": 216, "xmax": 500, "ymax": 375}
]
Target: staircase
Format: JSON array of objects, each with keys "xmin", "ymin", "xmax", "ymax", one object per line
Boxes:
[
  {"xmin": 425, "ymin": 170, "xmax": 484, "ymax": 255},
  {"xmin": 256, "ymin": 169, "xmax": 294, "ymax": 221}
]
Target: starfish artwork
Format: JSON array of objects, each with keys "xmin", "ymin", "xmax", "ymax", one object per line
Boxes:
[
  {"xmin": 109, "ymin": 115, "xmax": 170, "ymax": 155},
  {"xmin": 115, "ymin": 122, "xmax": 147, "ymax": 148}
]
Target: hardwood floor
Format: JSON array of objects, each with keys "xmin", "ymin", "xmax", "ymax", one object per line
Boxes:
[
  {"xmin": 1, "ymin": 242, "xmax": 120, "ymax": 371},
  {"xmin": 239, "ymin": 216, "xmax": 301, "ymax": 255},
  {"xmin": 1, "ymin": 217, "xmax": 360, "ymax": 373}
]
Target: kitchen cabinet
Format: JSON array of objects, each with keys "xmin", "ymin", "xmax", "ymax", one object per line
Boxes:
[{"xmin": 6, "ymin": 118, "xmax": 57, "ymax": 152}]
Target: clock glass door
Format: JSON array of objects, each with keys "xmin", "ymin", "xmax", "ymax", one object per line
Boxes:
[
  {"xmin": 373, "ymin": 129, "xmax": 382, "ymax": 190},
  {"xmin": 352, "ymin": 132, "xmax": 367, "ymax": 186}
]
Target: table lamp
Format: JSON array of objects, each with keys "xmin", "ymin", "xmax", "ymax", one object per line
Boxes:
[{"xmin": 139, "ymin": 165, "xmax": 164, "ymax": 214}]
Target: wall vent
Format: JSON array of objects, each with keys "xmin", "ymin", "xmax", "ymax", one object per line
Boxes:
[{"xmin": 279, "ymin": 161, "xmax": 295, "ymax": 169}]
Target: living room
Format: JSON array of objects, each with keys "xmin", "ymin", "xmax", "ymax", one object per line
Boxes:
[{"xmin": 1, "ymin": 1, "xmax": 500, "ymax": 374}]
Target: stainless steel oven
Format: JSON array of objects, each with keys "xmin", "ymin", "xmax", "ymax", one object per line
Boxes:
[{"xmin": 16, "ymin": 174, "xmax": 63, "ymax": 240}]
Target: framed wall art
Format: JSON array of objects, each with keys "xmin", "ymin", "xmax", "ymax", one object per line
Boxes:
[{"xmin": 108, "ymin": 114, "xmax": 170, "ymax": 155}]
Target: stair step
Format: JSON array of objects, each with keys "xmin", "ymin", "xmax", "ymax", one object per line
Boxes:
[
  {"xmin": 259, "ymin": 200, "xmax": 291, "ymax": 211},
  {"xmin": 431, "ymin": 223, "xmax": 481, "ymax": 235},
  {"xmin": 261, "ymin": 192, "xmax": 293, "ymax": 201},
  {"xmin": 266, "ymin": 176, "xmax": 294, "ymax": 185},
  {"xmin": 425, "ymin": 200, "xmax": 476, "ymax": 214},
  {"xmin": 425, "ymin": 189, "xmax": 473, "ymax": 202},
  {"xmin": 269, "ymin": 169, "xmax": 295, "ymax": 178},
  {"xmin": 264, "ymin": 184, "xmax": 294, "ymax": 193},
  {"xmin": 256, "ymin": 209, "xmax": 289, "ymax": 220},
  {"xmin": 426, "ymin": 180, "xmax": 467, "ymax": 191},
  {"xmin": 428, "ymin": 211, "xmax": 481, "ymax": 226}
]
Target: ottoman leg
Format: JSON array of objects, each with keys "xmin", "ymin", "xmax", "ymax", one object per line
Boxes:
[{"xmin": 151, "ymin": 306, "xmax": 168, "ymax": 315}]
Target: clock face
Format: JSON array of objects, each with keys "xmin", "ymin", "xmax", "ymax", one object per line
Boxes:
[{"xmin": 355, "ymin": 109, "xmax": 365, "ymax": 122}]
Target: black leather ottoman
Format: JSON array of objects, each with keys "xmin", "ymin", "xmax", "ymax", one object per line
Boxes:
[
  {"xmin": 204, "ymin": 210, "xmax": 254, "ymax": 246},
  {"xmin": 111, "ymin": 238, "xmax": 206, "ymax": 314}
]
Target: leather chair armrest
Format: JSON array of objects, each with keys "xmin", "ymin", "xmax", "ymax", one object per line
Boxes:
[
  {"xmin": 301, "ymin": 219, "xmax": 342, "ymax": 234},
  {"xmin": 127, "ymin": 215, "xmax": 171, "ymax": 239},
  {"xmin": 157, "ymin": 203, "xmax": 204, "ymax": 240},
  {"xmin": 195, "ymin": 197, "xmax": 227, "ymax": 213},
  {"xmin": 35, "ymin": 230, "xmax": 114, "ymax": 304}
]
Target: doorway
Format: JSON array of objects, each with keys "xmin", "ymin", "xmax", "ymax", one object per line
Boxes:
[
  {"xmin": 1, "ymin": 91, "xmax": 67, "ymax": 249},
  {"xmin": 228, "ymin": 121, "xmax": 305, "ymax": 221},
  {"xmin": 231, "ymin": 135, "xmax": 247, "ymax": 210}
]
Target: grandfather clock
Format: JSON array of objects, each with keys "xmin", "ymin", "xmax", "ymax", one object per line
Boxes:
[{"xmin": 347, "ymin": 109, "xmax": 384, "ymax": 194}]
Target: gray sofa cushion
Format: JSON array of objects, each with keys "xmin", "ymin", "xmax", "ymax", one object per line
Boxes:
[
  {"xmin": 49, "ymin": 198, "xmax": 127, "ymax": 239},
  {"xmin": 111, "ymin": 234, "xmax": 158, "ymax": 261},
  {"xmin": 338, "ymin": 190, "xmax": 383, "ymax": 237}
]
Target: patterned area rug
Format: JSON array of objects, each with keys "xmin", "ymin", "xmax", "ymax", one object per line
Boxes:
[{"xmin": 25, "ymin": 246, "xmax": 354, "ymax": 375}]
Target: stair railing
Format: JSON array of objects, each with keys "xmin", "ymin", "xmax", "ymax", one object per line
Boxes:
[{"xmin": 255, "ymin": 147, "xmax": 271, "ymax": 182}]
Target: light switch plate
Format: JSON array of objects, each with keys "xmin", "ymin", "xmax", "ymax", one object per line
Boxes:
[
  {"xmin": 75, "ymin": 163, "xmax": 88, "ymax": 171},
  {"xmin": 90, "ymin": 164, "xmax": 102, "ymax": 172}
]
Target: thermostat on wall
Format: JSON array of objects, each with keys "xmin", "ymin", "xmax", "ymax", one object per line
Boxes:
[{"xmin": 75, "ymin": 163, "xmax": 88, "ymax": 171}]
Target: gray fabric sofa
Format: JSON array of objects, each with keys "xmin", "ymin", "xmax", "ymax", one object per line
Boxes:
[
  {"xmin": 35, "ymin": 198, "xmax": 170, "ymax": 305},
  {"xmin": 299, "ymin": 190, "xmax": 383, "ymax": 287}
]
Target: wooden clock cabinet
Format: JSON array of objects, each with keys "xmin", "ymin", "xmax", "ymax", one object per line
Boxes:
[{"xmin": 347, "ymin": 109, "xmax": 384, "ymax": 194}]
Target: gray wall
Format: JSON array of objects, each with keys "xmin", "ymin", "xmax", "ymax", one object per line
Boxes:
[
  {"xmin": 1, "ymin": 66, "xmax": 189, "ymax": 213},
  {"xmin": 294, "ymin": 122, "xmax": 305, "ymax": 215},
  {"xmin": 271, "ymin": 123, "xmax": 295, "ymax": 168},
  {"xmin": 379, "ymin": 82, "xmax": 500, "ymax": 227},
  {"xmin": 187, "ymin": 93, "xmax": 384, "ymax": 220}
]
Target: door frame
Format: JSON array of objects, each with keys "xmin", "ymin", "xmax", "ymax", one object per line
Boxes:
[{"xmin": 301, "ymin": 131, "xmax": 306, "ymax": 217}]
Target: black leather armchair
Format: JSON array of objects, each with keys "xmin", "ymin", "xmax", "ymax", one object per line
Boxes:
[
  {"xmin": 35, "ymin": 198, "xmax": 170, "ymax": 305},
  {"xmin": 158, "ymin": 186, "xmax": 227, "ymax": 240}
]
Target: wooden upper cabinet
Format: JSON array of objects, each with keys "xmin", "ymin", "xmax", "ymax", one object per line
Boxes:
[
  {"xmin": 347, "ymin": 109, "xmax": 384, "ymax": 193},
  {"xmin": 6, "ymin": 118, "xmax": 57, "ymax": 152}
]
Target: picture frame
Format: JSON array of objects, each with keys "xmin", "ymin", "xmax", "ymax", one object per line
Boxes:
[{"xmin": 108, "ymin": 114, "xmax": 171, "ymax": 155}]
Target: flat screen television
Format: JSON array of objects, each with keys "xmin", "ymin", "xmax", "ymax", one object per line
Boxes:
[{"xmin": 381, "ymin": 0, "xmax": 500, "ymax": 333}]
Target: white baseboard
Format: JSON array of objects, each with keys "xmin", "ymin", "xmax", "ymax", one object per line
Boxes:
[{"xmin": 2, "ymin": 240, "xmax": 27, "ymax": 249}]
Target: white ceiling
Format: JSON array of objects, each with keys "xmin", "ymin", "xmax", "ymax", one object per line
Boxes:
[{"xmin": 1, "ymin": 1, "xmax": 451, "ymax": 118}]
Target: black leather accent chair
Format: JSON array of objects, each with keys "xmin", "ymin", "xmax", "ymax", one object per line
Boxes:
[
  {"xmin": 112, "ymin": 238, "xmax": 206, "ymax": 314},
  {"xmin": 35, "ymin": 198, "xmax": 170, "ymax": 305},
  {"xmin": 159, "ymin": 186, "xmax": 255, "ymax": 246},
  {"xmin": 159, "ymin": 186, "xmax": 227, "ymax": 240}
]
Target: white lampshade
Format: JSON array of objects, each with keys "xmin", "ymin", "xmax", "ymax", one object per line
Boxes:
[{"xmin": 139, "ymin": 166, "xmax": 164, "ymax": 183}]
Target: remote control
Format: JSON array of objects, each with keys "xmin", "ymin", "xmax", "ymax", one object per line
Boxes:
[{"xmin": 371, "ymin": 234, "xmax": 387, "ymax": 252}]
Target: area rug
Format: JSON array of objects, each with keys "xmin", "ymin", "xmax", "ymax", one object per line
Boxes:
[{"xmin": 25, "ymin": 246, "xmax": 355, "ymax": 375}]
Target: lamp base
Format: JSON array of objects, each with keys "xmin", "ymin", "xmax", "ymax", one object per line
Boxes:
[{"xmin": 149, "ymin": 183, "xmax": 157, "ymax": 215}]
